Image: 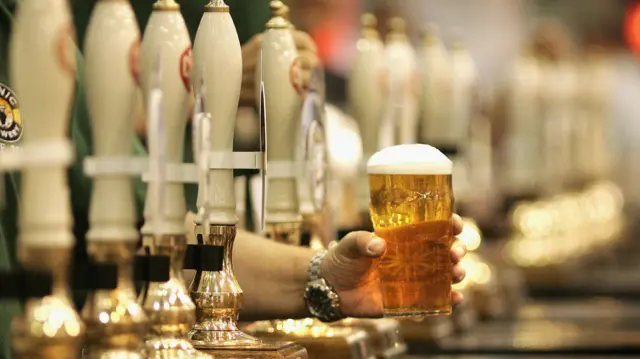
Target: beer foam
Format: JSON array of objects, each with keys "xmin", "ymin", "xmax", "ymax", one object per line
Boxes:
[{"xmin": 367, "ymin": 144, "xmax": 452, "ymax": 175}]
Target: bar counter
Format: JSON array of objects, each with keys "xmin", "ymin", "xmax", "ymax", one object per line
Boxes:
[{"xmin": 406, "ymin": 299, "xmax": 640, "ymax": 357}]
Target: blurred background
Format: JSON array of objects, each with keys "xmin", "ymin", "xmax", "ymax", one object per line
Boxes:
[{"xmin": 239, "ymin": 0, "xmax": 640, "ymax": 356}]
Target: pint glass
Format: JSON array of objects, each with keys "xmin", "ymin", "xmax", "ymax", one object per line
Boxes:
[{"xmin": 367, "ymin": 144, "xmax": 454, "ymax": 317}]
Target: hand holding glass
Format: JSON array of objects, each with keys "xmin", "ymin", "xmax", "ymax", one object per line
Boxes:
[{"xmin": 367, "ymin": 144, "xmax": 454, "ymax": 318}]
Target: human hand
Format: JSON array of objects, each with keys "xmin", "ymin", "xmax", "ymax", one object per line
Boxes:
[
  {"xmin": 321, "ymin": 214, "xmax": 467, "ymax": 318},
  {"xmin": 239, "ymin": 30, "xmax": 321, "ymax": 106}
]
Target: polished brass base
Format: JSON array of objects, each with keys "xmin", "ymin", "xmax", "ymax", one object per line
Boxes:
[
  {"xmin": 399, "ymin": 316, "xmax": 453, "ymax": 344},
  {"xmin": 11, "ymin": 246, "xmax": 85, "ymax": 359},
  {"xmin": 139, "ymin": 235, "xmax": 212, "ymax": 359},
  {"xmin": 82, "ymin": 241, "xmax": 147, "ymax": 359},
  {"xmin": 199, "ymin": 341, "xmax": 307, "ymax": 359},
  {"xmin": 246, "ymin": 319, "xmax": 375, "ymax": 359},
  {"xmin": 188, "ymin": 224, "xmax": 262, "ymax": 349},
  {"xmin": 334, "ymin": 319, "xmax": 406, "ymax": 359}
]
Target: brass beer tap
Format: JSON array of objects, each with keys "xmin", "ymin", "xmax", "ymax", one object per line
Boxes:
[
  {"xmin": 8, "ymin": 0, "xmax": 84, "ymax": 358},
  {"xmin": 187, "ymin": 1, "xmax": 307, "ymax": 357},
  {"xmin": 246, "ymin": 3, "xmax": 375, "ymax": 359}
]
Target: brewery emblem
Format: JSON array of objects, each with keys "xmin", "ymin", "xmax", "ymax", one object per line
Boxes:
[
  {"xmin": 289, "ymin": 57, "xmax": 303, "ymax": 96},
  {"xmin": 55, "ymin": 23, "xmax": 77, "ymax": 77},
  {"xmin": 179, "ymin": 47, "xmax": 193, "ymax": 92},
  {"xmin": 129, "ymin": 39, "xmax": 141, "ymax": 86},
  {"xmin": 0, "ymin": 84, "xmax": 23, "ymax": 144}
]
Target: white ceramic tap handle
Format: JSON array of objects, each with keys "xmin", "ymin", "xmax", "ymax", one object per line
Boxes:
[
  {"xmin": 9, "ymin": 0, "xmax": 76, "ymax": 247},
  {"xmin": 260, "ymin": 14, "xmax": 303, "ymax": 224},
  {"xmin": 195, "ymin": 112, "xmax": 212, "ymax": 230},
  {"xmin": 140, "ymin": 6, "xmax": 191, "ymax": 236},
  {"xmin": 503, "ymin": 53, "xmax": 541, "ymax": 195},
  {"xmin": 419, "ymin": 31, "xmax": 453, "ymax": 146},
  {"xmin": 449, "ymin": 44, "xmax": 477, "ymax": 149},
  {"xmin": 385, "ymin": 24, "xmax": 419, "ymax": 145},
  {"xmin": 449, "ymin": 43, "xmax": 477, "ymax": 200},
  {"xmin": 84, "ymin": 0, "xmax": 140, "ymax": 242},
  {"xmin": 192, "ymin": 2, "xmax": 242, "ymax": 225},
  {"xmin": 348, "ymin": 16, "xmax": 387, "ymax": 212}
]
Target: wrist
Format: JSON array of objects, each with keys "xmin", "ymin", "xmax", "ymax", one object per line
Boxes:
[{"xmin": 304, "ymin": 250, "xmax": 345, "ymax": 322}]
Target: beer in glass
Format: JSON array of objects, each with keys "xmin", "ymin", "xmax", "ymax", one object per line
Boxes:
[{"xmin": 367, "ymin": 144, "xmax": 454, "ymax": 317}]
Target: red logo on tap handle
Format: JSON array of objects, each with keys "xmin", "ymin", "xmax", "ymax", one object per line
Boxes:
[
  {"xmin": 55, "ymin": 23, "xmax": 76, "ymax": 77},
  {"xmin": 179, "ymin": 47, "xmax": 192, "ymax": 92},
  {"xmin": 129, "ymin": 39, "xmax": 141, "ymax": 86}
]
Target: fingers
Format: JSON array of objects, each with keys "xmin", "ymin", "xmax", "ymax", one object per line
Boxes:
[
  {"xmin": 336, "ymin": 231, "xmax": 386, "ymax": 260},
  {"xmin": 292, "ymin": 30, "xmax": 318, "ymax": 54},
  {"xmin": 452, "ymin": 263, "xmax": 466, "ymax": 283},
  {"xmin": 451, "ymin": 290, "xmax": 464, "ymax": 306},
  {"xmin": 298, "ymin": 50, "xmax": 321, "ymax": 71},
  {"xmin": 450, "ymin": 243, "xmax": 467, "ymax": 264},
  {"xmin": 452, "ymin": 213, "xmax": 463, "ymax": 235},
  {"xmin": 242, "ymin": 33, "xmax": 263, "ymax": 56}
]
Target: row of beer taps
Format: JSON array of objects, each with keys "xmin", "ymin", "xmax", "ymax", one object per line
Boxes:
[{"xmin": 0, "ymin": 0, "xmax": 353, "ymax": 359}]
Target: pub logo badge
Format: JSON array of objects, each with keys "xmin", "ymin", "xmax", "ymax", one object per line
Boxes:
[{"xmin": 0, "ymin": 83, "xmax": 22, "ymax": 143}]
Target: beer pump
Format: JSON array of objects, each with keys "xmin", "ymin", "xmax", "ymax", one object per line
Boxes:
[
  {"xmin": 138, "ymin": 1, "xmax": 211, "ymax": 358},
  {"xmin": 7, "ymin": 0, "xmax": 84, "ymax": 358},
  {"xmin": 244, "ymin": 3, "xmax": 374, "ymax": 359},
  {"xmin": 579, "ymin": 47, "xmax": 615, "ymax": 183},
  {"xmin": 539, "ymin": 55, "xmax": 580, "ymax": 195},
  {"xmin": 419, "ymin": 24, "xmax": 451, "ymax": 149},
  {"xmin": 81, "ymin": 1, "xmax": 147, "ymax": 357},
  {"xmin": 447, "ymin": 36, "xmax": 476, "ymax": 208},
  {"xmin": 501, "ymin": 47, "xmax": 543, "ymax": 205},
  {"xmin": 341, "ymin": 13, "xmax": 408, "ymax": 359},
  {"xmin": 384, "ymin": 17, "xmax": 419, "ymax": 146},
  {"xmin": 187, "ymin": 1, "xmax": 306, "ymax": 357},
  {"xmin": 348, "ymin": 13, "xmax": 387, "ymax": 229}
]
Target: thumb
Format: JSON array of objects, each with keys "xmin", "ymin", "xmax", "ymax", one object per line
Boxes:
[{"xmin": 335, "ymin": 231, "xmax": 386, "ymax": 260}]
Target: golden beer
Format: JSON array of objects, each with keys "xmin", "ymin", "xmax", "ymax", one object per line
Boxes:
[{"xmin": 367, "ymin": 144, "xmax": 454, "ymax": 317}]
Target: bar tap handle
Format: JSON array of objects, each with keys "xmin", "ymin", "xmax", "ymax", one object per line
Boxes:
[
  {"xmin": 7, "ymin": 1, "xmax": 84, "ymax": 358},
  {"xmin": 138, "ymin": 2, "xmax": 211, "ymax": 359},
  {"xmin": 259, "ymin": 0, "xmax": 303, "ymax": 232}
]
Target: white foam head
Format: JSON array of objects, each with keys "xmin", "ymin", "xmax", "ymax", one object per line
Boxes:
[{"xmin": 366, "ymin": 144, "xmax": 452, "ymax": 175}]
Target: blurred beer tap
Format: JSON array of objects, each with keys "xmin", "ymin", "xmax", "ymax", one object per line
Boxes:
[
  {"xmin": 500, "ymin": 45, "xmax": 543, "ymax": 207},
  {"xmin": 138, "ymin": 1, "xmax": 210, "ymax": 358},
  {"xmin": 245, "ymin": 2, "xmax": 374, "ymax": 358},
  {"xmin": 419, "ymin": 24, "xmax": 452, "ymax": 148},
  {"xmin": 579, "ymin": 45, "xmax": 615, "ymax": 183},
  {"xmin": 257, "ymin": 0, "xmax": 302, "ymax": 242},
  {"xmin": 540, "ymin": 56, "xmax": 580, "ymax": 194},
  {"xmin": 347, "ymin": 13, "xmax": 387, "ymax": 229},
  {"xmin": 533, "ymin": 21, "xmax": 581, "ymax": 195},
  {"xmin": 384, "ymin": 16, "xmax": 419, "ymax": 146},
  {"xmin": 187, "ymin": 1, "xmax": 307, "ymax": 357},
  {"xmin": 340, "ymin": 14, "xmax": 408, "ymax": 359},
  {"xmin": 81, "ymin": 1, "xmax": 148, "ymax": 357},
  {"xmin": 447, "ymin": 34, "xmax": 477, "ymax": 207},
  {"xmin": 7, "ymin": 1, "xmax": 84, "ymax": 358}
]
